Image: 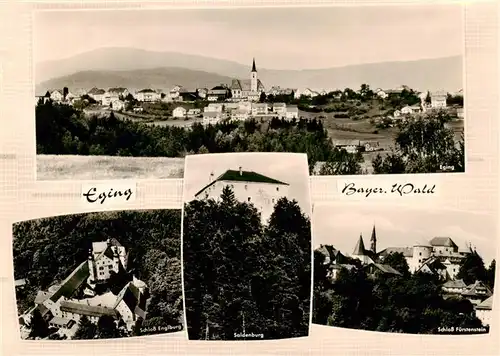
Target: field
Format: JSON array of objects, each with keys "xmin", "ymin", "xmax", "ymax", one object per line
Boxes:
[{"xmin": 37, "ymin": 155, "xmax": 185, "ymax": 180}]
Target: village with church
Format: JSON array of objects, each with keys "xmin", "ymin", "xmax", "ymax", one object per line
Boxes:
[
  {"xmin": 35, "ymin": 57, "xmax": 457, "ymax": 129},
  {"xmin": 17, "ymin": 238, "xmax": 150, "ymax": 340},
  {"xmin": 316, "ymin": 225, "xmax": 494, "ymax": 328}
]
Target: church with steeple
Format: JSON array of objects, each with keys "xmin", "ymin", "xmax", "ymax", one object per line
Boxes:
[
  {"xmin": 351, "ymin": 224, "xmax": 378, "ymax": 265},
  {"xmin": 230, "ymin": 58, "xmax": 265, "ymax": 102}
]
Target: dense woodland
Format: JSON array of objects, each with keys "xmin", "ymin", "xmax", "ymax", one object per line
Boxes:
[
  {"xmin": 13, "ymin": 209, "xmax": 183, "ymax": 338},
  {"xmin": 313, "ymin": 249, "xmax": 495, "ymax": 333},
  {"xmin": 183, "ymin": 187, "xmax": 311, "ymax": 340},
  {"xmin": 36, "ymin": 100, "xmax": 464, "ymax": 175}
]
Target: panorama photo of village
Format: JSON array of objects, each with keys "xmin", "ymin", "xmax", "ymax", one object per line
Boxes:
[
  {"xmin": 13, "ymin": 210, "xmax": 184, "ymax": 340},
  {"xmin": 34, "ymin": 5, "xmax": 465, "ymax": 180},
  {"xmin": 182, "ymin": 153, "xmax": 312, "ymax": 340},
  {"xmin": 312, "ymin": 204, "xmax": 496, "ymax": 335}
]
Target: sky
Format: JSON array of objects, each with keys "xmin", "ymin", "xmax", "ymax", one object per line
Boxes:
[
  {"xmin": 182, "ymin": 152, "xmax": 311, "ymax": 216},
  {"xmin": 313, "ymin": 202, "xmax": 497, "ymax": 265},
  {"xmin": 34, "ymin": 4, "xmax": 463, "ymax": 69}
]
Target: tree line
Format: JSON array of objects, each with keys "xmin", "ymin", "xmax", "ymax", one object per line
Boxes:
[
  {"xmin": 183, "ymin": 187, "xmax": 311, "ymax": 340},
  {"xmin": 313, "ymin": 247, "xmax": 495, "ymax": 334},
  {"xmin": 36, "ymin": 101, "xmax": 464, "ymax": 175}
]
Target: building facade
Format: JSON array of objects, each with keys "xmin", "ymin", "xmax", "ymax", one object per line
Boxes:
[{"xmin": 194, "ymin": 168, "xmax": 290, "ymax": 223}]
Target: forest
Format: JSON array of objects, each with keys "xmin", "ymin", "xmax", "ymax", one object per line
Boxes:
[
  {"xmin": 182, "ymin": 187, "xmax": 312, "ymax": 340},
  {"xmin": 313, "ymin": 248, "xmax": 495, "ymax": 334},
  {"xmin": 36, "ymin": 100, "xmax": 464, "ymax": 175},
  {"xmin": 13, "ymin": 209, "xmax": 183, "ymax": 339}
]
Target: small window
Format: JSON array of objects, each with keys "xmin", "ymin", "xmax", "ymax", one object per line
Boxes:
[
  {"xmin": 248, "ymin": 197, "xmax": 251, "ymax": 202},
  {"xmin": 419, "ymin": 252, "xmax": 422, "ymax": 256},
  {"xmin": 99, "ymin": 266, "xmax": 104, "ymax": 270},
  {"xmin": 276, "ymin": 187, "xmax": 279, "ymax": 191},
  {"xmin": 272, "ymin": 199, "xmax": 275, "ymax": 203},
  {"xmin": 245, "ymin": 185, "xmax": 248, "ymax": 190}
]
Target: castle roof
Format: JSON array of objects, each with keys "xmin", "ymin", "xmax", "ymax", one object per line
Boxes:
[
  {"xmin": 108, "ymin": 87, "xmax": 128, "ymax": 94},
  {"xmin": 462, "ymin": 281, "xmax": 493, "ymax": 298},
  {"xmin": 317, "ymin": 245, "xmax": 346, "ymax": 264},
  {"xmin": 49, "ymin": 261, "xmax": 90, "ymax": 302},
  {"xmin": 230, "ymin": 79, "xmax": 265, "ymax": 92},
  {"xmin": 443, "ymin": 279, "xmax": 467, "ymax": 289},
  {"xmin": 88, "ymin": 87, "xmax": 106, "ymax": 95},
  {"xmin": 378, "ymin": 247, "xmax": 414, "ymax": 258},
  {"xmin": 476, "ymin": 295, "xmax": 493, "ymax": 310},
  {"xmin": 430, "ymin": 237, "xmax": 458, "ymax": 249},
  {"xmin": 366, "ymin": 263, "xmax": 402, "ymax": 276},
  {"xmin": 137, "ymin": 88, "xmax": 156, "ymax": 93},
  {"xmin": 352, "ymin": 235, "xmax": 366, "ymax": 256},
  {"xmin": 60, "ymin": 300, "xmax": 117, "ymax": 318},
  {"xmin": 114, "ymin": 281, "xmax": 147, "ymax": 319},
  {"xmin": 194, "ymin": 169, "xmax": 288, "ymax": 197}
]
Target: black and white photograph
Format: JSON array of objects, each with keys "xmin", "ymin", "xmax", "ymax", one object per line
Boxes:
[
  {"xmin": 13, "ymin": 209, "xmax": 184, "ymax": 340},
  {"xmin": 181, "ymin": 153, "xmax": 312, "ymax": 340},
  {"xmin": 34, "ymin": 4, "xmax": 464, "ymax": 181},
  {"xmin": 312, "ymin": 203, "xmax": 496, "ymax": 334}
]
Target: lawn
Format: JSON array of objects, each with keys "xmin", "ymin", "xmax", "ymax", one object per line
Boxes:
[{"xmin": 37, "ymin": 155, "xmax": 185, "ymax": 180}]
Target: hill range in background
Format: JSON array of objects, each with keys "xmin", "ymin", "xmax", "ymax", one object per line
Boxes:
[{"xmin": 35, "ymin": 47, "xmax": 463, "ymax": 94}]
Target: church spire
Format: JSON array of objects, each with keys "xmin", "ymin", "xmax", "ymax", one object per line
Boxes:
[
  {"xmin": 370, "ymin": 224, "xmax": 377, "ymax": 253},
  {"xmin": 352, "ymin": 234, "xmax": 366, "ymax": 256},
  {"xmin": 251, "ymin": 58, "xmax": 257, "ymax": 72}
]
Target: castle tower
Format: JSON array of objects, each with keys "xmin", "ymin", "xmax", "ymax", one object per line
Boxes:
[
  {"xmin": 250, "ymin": 58, "xmax": 258, "ymax": 92},
  {"xmin": 370, "ymin": 224, "xmax": 377, "ymax": 254},
  {"xmin": 87, "ymin": 249, "xmax": 96, "ymax": 284},
  {"xmin": 352, "ymin": 234, "xmax": 366, "ymax": 256}
]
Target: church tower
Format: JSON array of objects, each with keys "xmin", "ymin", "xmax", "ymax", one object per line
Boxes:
[
  {"xmin": 250, "ymin": 58, "xmax": 258, "ymax": 92},
  {"xmin": 370, "ymin": 224, "xmax": 377, "ymax": 254}
]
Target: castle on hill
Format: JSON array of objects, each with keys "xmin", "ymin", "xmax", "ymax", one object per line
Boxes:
[
  {"xmin": 19, "ymin": 239, "xmax": 149, "ymax": 339},
  {"xmin": 350, "ymin": 225, "xmax": 471, "ymax": 280}
]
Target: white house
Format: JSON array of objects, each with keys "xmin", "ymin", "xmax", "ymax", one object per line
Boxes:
[
  {"xmin": 375, "ymin": 88, "xmax": 388, "ymax": 99},
  {"xmin": 88, "ymin": 239, "xmax": 128, "ymax": 286},
  {"xmin": 251, "ymin": 103, "xmax": 269, "ymax": 116},
  {"xmin": 49, "ymin": 90, "xmax": 64, "ymax": 102},
  {"xmin": 194, "ymin": 167, "xmax": 290, "ymax": 222},
  {"xmin": 187, "ymin": 108, "xmax": 202, "ymax": 117},
  {"xmin": 169, "ymin": 85, "xmax": 183, "ymax": 99},
  {"xmin": 362, "ymin": 141, "xmax": 381, "ymax": 152},
  {"xmin": 202, "ymin": 111, "xmax": 222, "ymax": 126},
  {"xmin": 204, "ymin": 103, "xmax": 224, "ymax": 113},
  {"xmin": 231, "ymin": 109, "xmax": 249, "ymax": 121},
  {"xmin": 173, "ymin": 106, "xmax": 187, "ymax": 118},
  {"xmin": 108, "ymin": 87, "xmax": 129, "ymax": 101},
  {"xmin": 431, "ymin": 91, "xmax": 447, "ymax": 108},
  {"xmin": 136, "ymin": 89, "xmax": 160, "ymax": 102},
  {"xmin": 272, "ymin": 103, "xmax": 287, "ymax": 116},
  {"xmin": 101, "ymin": 92, "xmax": 112, "ymax": 106},
  {"xmin": 401, "ymin": 105, "xmax": 422, "ymax": 115},
  {"xmin": 475, "ymin": 295, "xmax": 493, "ymax": 326},
  {"xmin": 87, "ymin": 87, "xmax": 106, "ymax": 103},
  {"xmin": 196, "ymin": 88, "xmax": 208, "ymax": 99},
  {"xmin": 111, "ymin": 100, "xmax": 125, "ymax": 111},
  {"xmin": 334, "ymin": 140, "xmax": 361, "ymax": 154},
  {"xmin": 301, "ymin": 88, "xmax": 319, "ymax": 98},
  {"xmin": 286, "ymin": 105, "xmax": 299, "ymax": 120}
]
